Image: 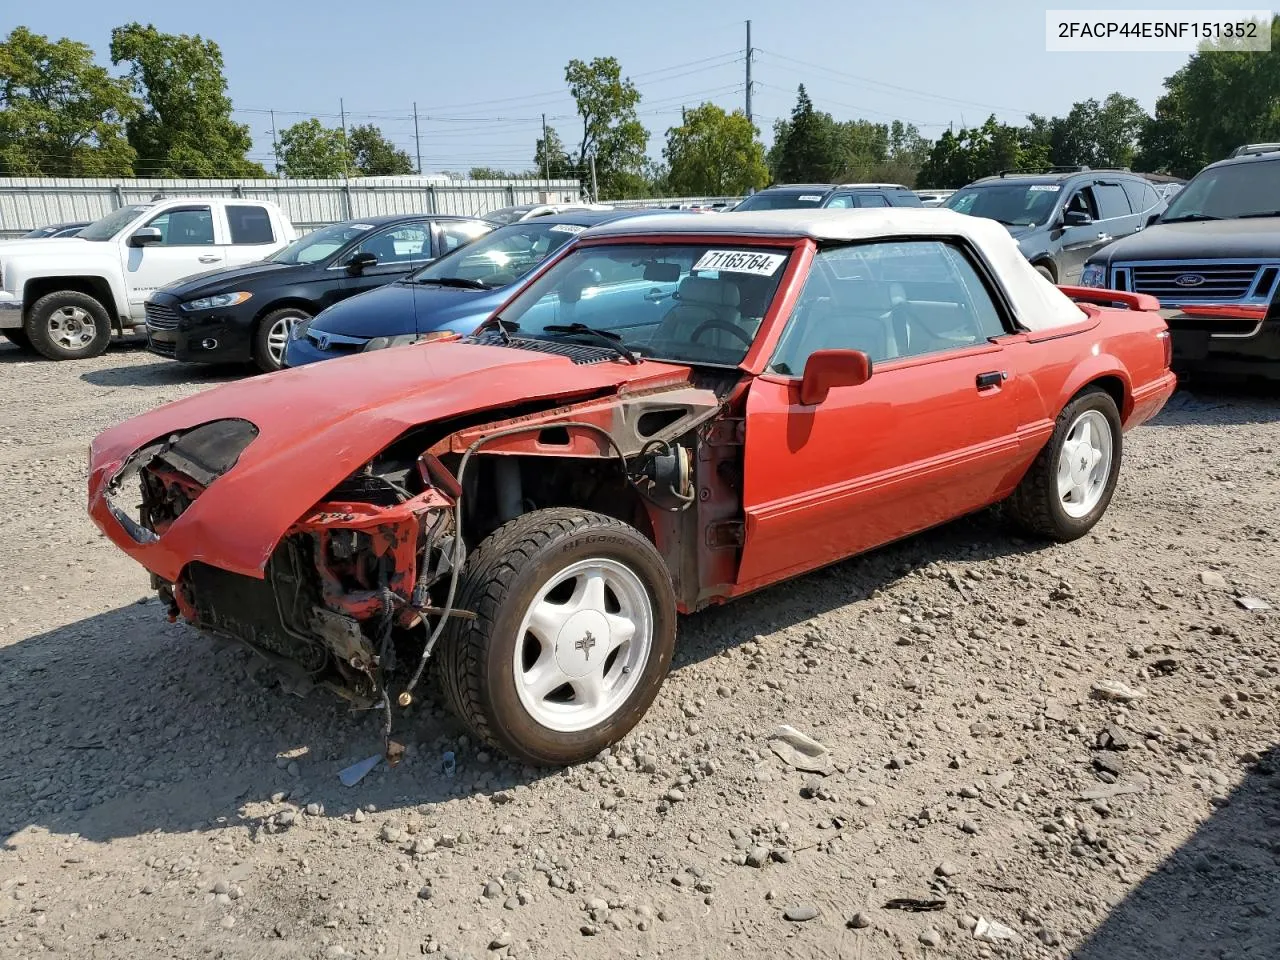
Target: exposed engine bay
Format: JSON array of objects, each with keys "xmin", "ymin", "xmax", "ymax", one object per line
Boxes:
[{"xmin": 103, "ymin": 371, "xmax": 745, "ymax": 759}]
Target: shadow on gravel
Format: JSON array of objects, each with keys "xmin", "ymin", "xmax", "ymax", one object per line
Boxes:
[
  {"xmin": 1147, "ymin": 383, "xmax": 1280, "ymax": 427},
  {"xmin": 0, "ymin": 509, "xmax": 1038, "ymax": 846},
  {"xmin": 1070, "ymin": 745, "xmax": 1280, "ymax": 960},
  {"xmin": 79, "ymin": 357, "xmax": 248, "ymax": 388}
]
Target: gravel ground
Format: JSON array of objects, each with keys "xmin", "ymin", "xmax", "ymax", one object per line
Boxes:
[{"xmin": 1, "ymin": 341, "xmax": 1277, "ymax": 960}]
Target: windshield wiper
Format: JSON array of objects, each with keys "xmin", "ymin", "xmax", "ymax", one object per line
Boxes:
[
  {"xmin": 490, "ymin": 317, "xmax": 517, "ymax": 344},
  {"xmin": 543, "ymin": 323, "xmax": 640, "ymax": 364},
  {"xmin": 414, "ymin": 276, "xmax": 489, "ymax": 289},
  {"xmin": 1161, "ymin": 214, "xmax": 1221, "ymax": 223},
  {"xmin": 1236, "ymin": 211, "xmax": 1280, "ymax": 219}
]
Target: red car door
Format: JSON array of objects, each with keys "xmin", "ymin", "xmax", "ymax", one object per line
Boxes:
[{"xmin": 735, "ymin": 239, "xmax": 1030, "ymax": 591}]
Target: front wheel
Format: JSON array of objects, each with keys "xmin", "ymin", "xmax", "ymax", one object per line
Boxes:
[
  {"xmin": 253, "ymin": 307, "xmax": 310, "ymax": 373},
  {"xmin": 436, "ymin": 508, "xmax": 677, "ymax": 766},
  {"xmin": 25, "ymin": 291, "xmax": 112, "ymax": 360},
  {"xmin": 1007, "ymin": 386, "xmax": 1122, "ymax": 541}
]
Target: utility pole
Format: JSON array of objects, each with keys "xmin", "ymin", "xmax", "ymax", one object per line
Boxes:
[
  {"xmin": 541, "ymin": 113, "xmax": 550, "ymax": 191},
  {"xmin": 745, "ymin": 20, "xmax": 753, "ymax": 126},
  {"xmin": 681, "ymin": 105, "xmax": 687, "ymax": 124},
  {"xmin": 339, "ymin": 98, "xmax": 350, "ymax": 177},
  {"xmin": 589, "ymin": 154, "xmax": 598, "ymax": 202},
  {"xmin": 413, "ymin": 102, "xmax": 422, "ymax": 175},
  {"xmin": 269, "ymin": 109, "xmax": 279, "ymax": 174}
]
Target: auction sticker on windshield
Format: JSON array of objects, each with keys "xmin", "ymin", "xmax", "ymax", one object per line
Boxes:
[
  {"xmin": 1028, "ymin": 185, "xmax": 1061, "ymax": 192},
  {"xmin": 693, "ymin": 250, "xmax": 787, "ymax": 275},
  {"xmin": 549, "ymin": 224, "xmax": 586, "ymax": 234}
]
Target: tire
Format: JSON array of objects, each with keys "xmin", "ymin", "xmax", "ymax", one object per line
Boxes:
[
  {"xmin": 253, "ymin": 307, "xmax": 310, "ymax": 373},
  {"xmin": 1007, "ymin": 386, "xmax": 1122, "ymax": 542},
  {"xmin": 25, "ymin": 290, "xmax": 112, "ymax": 360},
  {"xmin": 1034, "ymin": 263, "xmax": 1056, "ymax": 282},
  {"xmin": 436, "ymin": 507, "xmax": 677, "ymax": 766},
  {"xmin": 1, "ymin": 328, "xmax": 35, "ymax": 352}
]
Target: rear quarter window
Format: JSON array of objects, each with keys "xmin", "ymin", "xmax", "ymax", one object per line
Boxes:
[{"xmin": 227, "ymin": 205, "xmax": 275, "ymax": 244}]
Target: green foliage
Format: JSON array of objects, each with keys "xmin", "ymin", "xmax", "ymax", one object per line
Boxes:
[
  {"xmin": 0, "ymin": 27, "xmax": 137, "ymax": 176},
  {"xmin": 534, "ymin": 125, "xmax": 575, "ymax": 179},
  {"xmin": 468, "ymin": 166, "xmax": 529, "ymax": 180},
  {"xmin": 663, "ymin": 103, "xmax": 768, "ymax": 195},
  {"xmin": 276, "ymin": 118, "xmax": 348, "ymax": 178},
  {"xmin": 349, "ymin": 123, "xmax": 414, "ymax": 175},
  {"xmin": 110, "ymin": 22, "xmax": 265, "ymax": 177},
  {"xmin": 918, "ymin": 116, "xmax": 1046, "ymax": 188},
  {"xmin": 564, "ymin": 56, "xmax": 649, "ymax": 199},
  {"xmin": 767, "ymin": 85, "xmax": 844, "ymax": 182}
]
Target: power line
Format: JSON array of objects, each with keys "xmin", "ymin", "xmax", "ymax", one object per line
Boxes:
[{"xmin": 754, "ymin": 81, "xmax": 951, "ymax": 127}]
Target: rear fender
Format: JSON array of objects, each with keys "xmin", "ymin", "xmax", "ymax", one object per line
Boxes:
[{"xmin": 1058, "ymin": 354, "xmax": 1132, "ymax": 422}]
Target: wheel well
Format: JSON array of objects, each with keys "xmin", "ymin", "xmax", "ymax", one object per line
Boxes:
[
  {"xmin": 250, "ymin": 300, "xmax": 314, "ymax": 356},
  {"xmin": 1032, "ymin": 259, "xmax": 1057, "ymax": 281},
  {"xmin": 24, "ymin": 277, "xmax": 118, "ymax": 322},
  {"xmin": 1081, "ymin": 375, "xmax": 1128, "ymax": 420}
]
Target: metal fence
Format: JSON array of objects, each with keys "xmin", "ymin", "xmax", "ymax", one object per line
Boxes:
[
  {"xmin": 607, "ymin": 196, "xmax": 744, "ymax": 210},
  {"xmin": 0, "ymin": 176, "xmax": 584, "ymax": 237}
]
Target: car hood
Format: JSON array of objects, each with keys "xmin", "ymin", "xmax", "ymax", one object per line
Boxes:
[
  {"xmin": 1094, "ymin": 218, "xmax": 1280, "ymax": 263},
  {"xmin": 88, "ymin": 340, "xmax": 690, "ymax": 581},
  {"xmin": 157, "ymin": 260, "xmax": 293, "ymax": 297},
  {"xmin": 0, "ymin": 237, "xmax": 95, "ymax": 258},
  {"xmin": 311, "ymin": 280, "xmax": 502, "ymax": 337}
]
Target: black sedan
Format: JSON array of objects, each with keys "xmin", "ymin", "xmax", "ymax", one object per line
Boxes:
[{"xmin": 143, "ymin": 214, "xmax": 495, "ymax": 372}]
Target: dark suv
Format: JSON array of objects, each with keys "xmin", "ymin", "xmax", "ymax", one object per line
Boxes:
[
  {"xmin": 944, "ymin": 167, "xmax": 1166, "ymax": 283},
  {"xmin": 1080, "ymin": 145, "xmax": 1280, "ymax": 379},
  {"xmin": 733, "ymin": 183, "xmax": 923, "ymax": 210}
]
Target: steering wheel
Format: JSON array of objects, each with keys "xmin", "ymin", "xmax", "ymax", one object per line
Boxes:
[{"xmin": 689, "ymin": 319, "xmax": 753, "ymax": 346}]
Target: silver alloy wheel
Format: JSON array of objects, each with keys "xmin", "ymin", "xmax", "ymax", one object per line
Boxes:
[
  {"xmin": 47, "ymin": 305, "xmax": 97, "ymax": 351},
  {"xmin": 1057, "ymin": 409, "xmax": 1113, "ymax": 518},
  {"xmin": 266, "ymin": 315, "xmax": 300, "ymax": 366},
  {"xmin": 513, "ymin": 557, "xmax": 654, "ymax": 733}
]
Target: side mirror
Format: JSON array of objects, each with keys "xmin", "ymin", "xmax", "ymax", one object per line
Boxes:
[
  {"xmin": 128, "ymin": 226, "xmax": 163, "ymax": 247},
  {"xmin": 346, "ymin": 251, "xmax": 378, "ymax": 273},
  {"xmin": 560, "ymin": 267, "xmax": 602, "ymax": 304},
  {"xmin": 799, "ymin": 349, "xmax": 872, "ymax": 405},
  {"xmin": 1146, "ymin": 211, "xmax": 1161, "ymax": 227},
  {"xmin": 1062, "ymin": 209, "xmax": 1093, "ymax": 227}
]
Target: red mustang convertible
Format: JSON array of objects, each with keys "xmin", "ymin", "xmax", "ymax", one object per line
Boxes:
[{"xmin": 88, "ymin": 210, "xmax": 1176, "ymax": 766}]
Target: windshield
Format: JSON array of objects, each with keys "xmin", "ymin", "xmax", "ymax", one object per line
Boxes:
[
  {"xmin": 734, "ymin": 190, "xmax": 828, "ymax": 211},
  {"xmin": 408, "ymin": 220, "xmax": 585, "ymax": 289},
  {"xmin": 483, "ymin": 206, "xmax": 529, "ymax": 225},
  {"xmin": 77, "ymin": 205, "xmax": 153, "ymax": 241},
  {"xmin": 269, "ymin": 222, "xmax": 373, "ymax": 264},
  {"xmin": 489, "ymin": 242, "xmax": 792, "ymax": 366},
  {"xmin": 1161, "ymin": 160, "xmax": 1280, "ymax": 221},
  {"xmin": 944, "ymin": 183, "xmax": 1061, "ymax": 226}
]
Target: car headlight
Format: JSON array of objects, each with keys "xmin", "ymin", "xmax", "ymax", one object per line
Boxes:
[
  {"xmin": 1080, "ymin": 264, "xmax": 1106, "ymax": 288},
  {"xmin": 180, "ymin": 292, "xmax": 253, "ymax": 311},
  {"xmin": 362, "ymin": 331, "xmax": 455, "ymax": 352}
]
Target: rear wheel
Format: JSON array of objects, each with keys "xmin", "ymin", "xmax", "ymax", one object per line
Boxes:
[
  {"xmin": 436, "ymin": 508, "xmax": 677, "ymax": 766},
  {"xmin": 253, "ymin": 307, "xmax": 310, "ymax": 373},
  {"xmin": 1007, "ymin": 386, "xmax": 1122, "ymax": 541},
  {"xmin": 1034, "ymin": 263, "xmax": 1056, "ymax": 282},
  {"xmin": 25, "ymin": 291, "xmax": 112, "ymax": 360}
]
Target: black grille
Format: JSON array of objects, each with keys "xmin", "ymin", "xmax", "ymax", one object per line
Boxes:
[
  {"xmin": 145, "ymin": 301, "xmax": 181, "ymax": 330},
  {"xmin": 1128, "ymin": 263, "xmax": 1263, "ymax": 301},
  {"xmin": 462, "ymin": 331, "xmax": 613, "ymax": 364},
  {"xmin": 146, "ymin": 337, "xmax": 176, "ymax": 358}
]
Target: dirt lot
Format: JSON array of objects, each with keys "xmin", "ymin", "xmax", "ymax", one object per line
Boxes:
[{"xmin": 1, "ymin": 341, "xmax": 1277, "ymax": 960}]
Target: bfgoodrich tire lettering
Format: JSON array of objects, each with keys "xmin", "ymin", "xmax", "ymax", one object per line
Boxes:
[
  {"xmin": 437, "ymin": 507, "xmax": 677, "ymax": 766},
  {"xmin": 1008, "ymin": 386, "xmax": 1122, "ymax": 542}
]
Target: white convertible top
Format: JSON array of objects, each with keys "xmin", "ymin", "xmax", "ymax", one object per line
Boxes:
[{"xmin": 584, "ymin": 208, "xmax": 1087, "ymax": 332}]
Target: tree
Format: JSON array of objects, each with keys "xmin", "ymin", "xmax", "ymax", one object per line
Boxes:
[
  {"xmin": 767, "ymin": 86, "xmax": 844, "ymax": 183},
  {"xmin": 1047, "ymin": 94, "xmax": 1148, "ymax": 168},
  {"xmin": 276, "ymin": 118, "xmax": 347, "ymax": 178},
  {"xmin": 349, "ymin": 123, "xmax": 413, "ymax": 175},
  {"xmin": 1137, "ymin": 15, "xmax": 1280, "ymax": 175},
  {"xmin": 534, "ymin": 125, "xmax": 575, "ymax": 180},
  {"xmin": 110, "ymin": 22, "xmax": 265, "ymax": 177},
  {"xmin": 564, "ymin": 57, "xmax": 649, "ymax": 199},
  {"xmin": 468, "ymin": 166, "xmax": 524, "ymax": 180},
  {"xmin": 663, "ymin": 103, "xmax": 768, "ymax": 195},
  {"xmin": 0, "ymin": 27, "xmax": 137, "ymax": 176},
  {"xmin": 917, "ymin": 115, "xmax": 1044, "ymax": 187}
]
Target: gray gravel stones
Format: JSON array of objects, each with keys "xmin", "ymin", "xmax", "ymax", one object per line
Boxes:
[{"xmin": 783, "ymin": 904, "xmax": 819, "ymax": 922}]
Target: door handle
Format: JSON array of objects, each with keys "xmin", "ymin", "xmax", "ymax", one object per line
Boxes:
[
  {"xmin": 976, "ymin": 370, "xmax": 1006, "ymax": 389},
  {"xmin": 197, "ymin": 255, "xmax": 220, "ymax": 263}
]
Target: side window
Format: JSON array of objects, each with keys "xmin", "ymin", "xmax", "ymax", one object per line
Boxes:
[
  {"xmin": 855, "ymin": 194, "xmax": 890, "ymax": 207},
  {"xmin": 436, "ymin": 220, "xmax": 493, "ymax": 256},
  {"xmin": 1063, "ymin": 186, "xmax": 1098, "ymax": 221},
  {"xmin": 768, "ymin": 240, "xmax": 1007, "ymax": 375},
  {"xmin": 825, "ymin": 194, "xmax": 856, "ymax": 208},
  {"xmin": 353, "ymin": 222, "xmax": 432, "ymax": 265},
  {"xmin": 1094, "ymin": 183, "xmax": 1132, "ymax": 220},
  {"xmin": 226, "ymin": 205, "xmax": 275, "ymax": 244},
  {"xmin": 146, "ymin": 206, "xmax": 214, "ymax": 245}
]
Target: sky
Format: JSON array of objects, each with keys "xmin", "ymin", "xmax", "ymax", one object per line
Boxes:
[{"xmin": 9, "ymin": 0, "xmax": 1255, "ymax": 176}]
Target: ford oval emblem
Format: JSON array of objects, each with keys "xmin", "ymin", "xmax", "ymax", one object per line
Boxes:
[{"xmin": 1174, "ymin": 274, "xmax": 1206, "ymax": 287}]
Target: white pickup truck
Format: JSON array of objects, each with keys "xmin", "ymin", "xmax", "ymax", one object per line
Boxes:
[{"xmin": 0, "ymin": 197, "xmax": 296, "ymax": 359}]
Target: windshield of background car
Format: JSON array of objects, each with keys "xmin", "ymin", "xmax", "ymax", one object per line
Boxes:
[
  {"xmin": 269, "ymin": 222, "xmax": 372, "ymax": 264},
  {"xmin": 733, "ymin": 190, "xmax": 828, "ymax": 211},
  {"xmin": 483, "ymin": 207, "xmax": 527, "ymax": 225},
  {"xmin": 408, "ymin": 220, "xmax": 585, "ymax": 288},
  {"xmin": 1161, "ymin": 160, "xmax": 1280, "ymax": 220},
  {"xmin": 944, "ymin": 183, "xmax": 1061, "ymax": 226},
  {"xmin": 77, "ymin": 205, "xmax": 153, "ymax": 241},
  {"xmin": 492, "ymin": 242, "xmax": 793, "ymax": 366}
]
